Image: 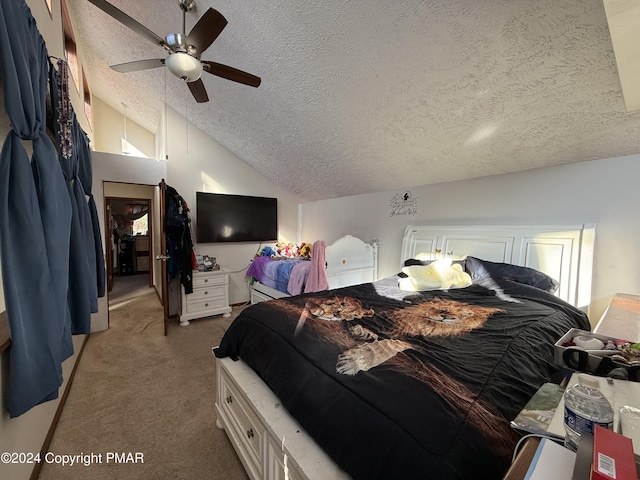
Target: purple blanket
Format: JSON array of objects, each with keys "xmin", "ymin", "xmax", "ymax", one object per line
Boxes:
[
  {"xmin": 247, "ymin": 257, "xmax": 311, "ymax": 294},
  {"xmin": 246, "ymin": 256, "xmax": 271, "ymax": 282}
]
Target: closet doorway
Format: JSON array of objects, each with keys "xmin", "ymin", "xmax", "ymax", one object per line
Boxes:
[{"xmin": 104, "ymin": 181, "xmax": 159, "ymax": 318}]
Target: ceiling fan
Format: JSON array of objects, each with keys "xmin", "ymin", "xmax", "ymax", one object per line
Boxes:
[{"xmin": 87, "ymin": 0, "xmax": 261, "ymax": 103}]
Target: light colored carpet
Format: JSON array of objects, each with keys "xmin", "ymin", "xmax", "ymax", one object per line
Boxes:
[
  {"xmin": 37, "ymin": 290, "xmax": 249, "ymax": 480},
  {"xmin": 108, "ymin": 273, "xmax": 153, "ymax": 307}
]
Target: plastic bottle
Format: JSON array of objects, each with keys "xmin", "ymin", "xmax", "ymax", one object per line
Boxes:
[{"xmin": 563, "ymin": 374, "xmax": 614, "ymax": 451}]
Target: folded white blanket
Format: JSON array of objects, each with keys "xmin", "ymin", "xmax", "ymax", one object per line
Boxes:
[{"xmin": 398, "ymin": 258, "xmax": 472, "ymax": 292}]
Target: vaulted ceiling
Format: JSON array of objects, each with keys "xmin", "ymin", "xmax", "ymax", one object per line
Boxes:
[{"xmin": 67, "ymin": 0, "xmax": 640, "ymax": 202}]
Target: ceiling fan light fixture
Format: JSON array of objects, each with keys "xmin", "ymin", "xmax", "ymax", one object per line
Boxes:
[
  {"xmin": 166, "ymin": 52, "xmax": 203, "ymax": 82},
  {"xmin": 91, "ymin": 1, "xmax": 260, "ymax": 101}
]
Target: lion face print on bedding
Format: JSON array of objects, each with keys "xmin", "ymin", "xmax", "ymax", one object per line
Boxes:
[
  {"xmin": 301, "ymin": 296, "xmax": 504, "ymax": 375},
  {"xmin": 272, "ymin": 296, "xmax": 504, "ymax": 376},
  {"xmin": 269, "ymin": 295, "xmax": 516, "ymax": 456},
  {"xmin": 386, "ymin": 297, "xmax": 504, "ymax": 338},
  {"xmin": 307, "ymin": 296, "xmax": 375, "ymax": 321}
]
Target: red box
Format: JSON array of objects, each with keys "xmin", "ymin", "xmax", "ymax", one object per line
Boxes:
[{"xmin": 591, "ymin": 425, "xmax": 636, "ymax": 480}]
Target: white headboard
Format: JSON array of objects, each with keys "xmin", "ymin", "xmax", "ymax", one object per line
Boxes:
[
  {"xmin": 325, "ymin": 235, "xmax": 378, "ymax": 289},
  {"xmin": 401, "ymin": 224, "xmax": 595, "ymax": 310}
]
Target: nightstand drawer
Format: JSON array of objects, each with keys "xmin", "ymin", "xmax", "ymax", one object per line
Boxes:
[
  {"xmin": 186, "ymin": 296, "xmax": 227, "ymax": 314},
  {"xmin": 193, "ymin": 273, "xmax": 227, "ymax": 288},
  {"xmin": 189, "ymin": 285, "xmax": 225, "ymax": 301}
]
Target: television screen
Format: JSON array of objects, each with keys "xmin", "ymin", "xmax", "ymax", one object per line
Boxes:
[{"xmin": 196, "ymin": 192, "xmax": 278, "ymax": 243}]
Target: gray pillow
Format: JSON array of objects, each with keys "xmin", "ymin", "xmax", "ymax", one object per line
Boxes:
[{"xmin": 465, "ymin": 256, "xmax": 559, "ymax": 293}]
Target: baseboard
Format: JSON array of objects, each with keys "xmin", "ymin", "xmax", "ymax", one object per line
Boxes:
[{"xmin": 29, "ymin": 334, "xmax": 89, "ymax": 480}]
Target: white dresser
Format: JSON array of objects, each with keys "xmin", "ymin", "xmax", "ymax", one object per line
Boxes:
[
  {"xmin": 179, "ymin": 269, "xmax": 232, "ymax": 326},
  {"xmin": 215, "ymin": 354, "xmax": 347, "ymax": 480}
]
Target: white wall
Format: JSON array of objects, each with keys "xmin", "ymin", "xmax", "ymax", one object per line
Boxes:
[
  {"xmin": 163, "ymin": 106, "xmax": 303, "ymax": 305},
  {"xmin": 92, "ymin": 97, "xmax": 156, "ymax": 158},
  {"xmin": 301, "ymin": 154, "xmax": 640, "ymax": 324}
]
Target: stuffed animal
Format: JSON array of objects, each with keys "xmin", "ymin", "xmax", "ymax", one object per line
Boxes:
[
  {"xmin": 398, "ymin": 258, "xmax": 471, "ymax": 291},
  {"xmin": 283, "ymin": 243, "xmax": 297, "ymax": 257},
  {"xmin": 275, "ymin": 242, "xmax": 285, "ymax": 254},
  {"xmin": 298, "ymin": 242, "xmax": 312, "ymax": 259},
  {"xmin": 275, "ymin": 242, "xmax": 297, "ymax": 257},
  {"xmin": 258, "ymin": 246, "xmax": 276, "ymax": 257}
]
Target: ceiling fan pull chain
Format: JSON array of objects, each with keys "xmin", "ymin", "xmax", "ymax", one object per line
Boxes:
[
  {"xmin": 185, "ymin": 84, "xmax": 189, "ymax": 155},
  {"xmin": 164, "ymin": 68, "xmax": 168, "ymax": 161}
]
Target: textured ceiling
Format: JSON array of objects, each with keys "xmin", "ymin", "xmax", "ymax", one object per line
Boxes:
[{"xmin": 67, "ymin": 0, "xmax": 640, "ymax": 202}]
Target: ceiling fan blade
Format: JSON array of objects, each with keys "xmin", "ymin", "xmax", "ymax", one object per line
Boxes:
[
  {"xmin": 86, "ymin": 0, "xmax": 167, "ymax": 48},
  {"xmin": 111, "ymin": 59, "xmax": 165, "ymax": 73},
  {"xmin": 201, "ymin": 61, "xmax": 261, "ymax": 87},
  {"xmin": 187, "ymin": 78, "xmax": 209, "ymax": 103},
  {"xmin": 187, "ymin": 8, "xmax": 228, "ymax": 55}
]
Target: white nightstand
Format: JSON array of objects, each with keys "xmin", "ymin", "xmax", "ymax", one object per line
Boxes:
[{"xmin": 179, "ymin": 269, "xmax": 232, "ymax": 326}]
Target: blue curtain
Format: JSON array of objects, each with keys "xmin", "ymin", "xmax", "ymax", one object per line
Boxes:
[
  {"xmin": 0, "ymin": 0, "xmax": 73, "ymax": 416},
  {"xmin": 48, "ymin": 63, "xmax": 101, "ymax": 334},
  {"xmin": 76, "ymin": 121, "xmax": 105, "ymax": 300},
  {"xmin": 0, "ymin": 0, "xmax": 105, "ymax": 417},
  {"xmin": 77, "ymin": 128, "xmax": 106, "ymax": 300},
  {"xmin": 72, "ymin": 121, "xmax": 99, "ymax": 314}
]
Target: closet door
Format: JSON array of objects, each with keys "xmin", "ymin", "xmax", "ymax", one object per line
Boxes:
[
  {"xmin": 106, "ymin": 202, "xmax": 114, "ymax": 292},
  {"xmin": 158, "ymin": 179, "xmax": 170, "ymax": 336}
]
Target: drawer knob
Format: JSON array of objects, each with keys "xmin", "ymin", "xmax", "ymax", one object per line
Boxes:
[
  {"xmin": 247, "ymin": 428, "xmax": 254, "ymax": 439},
  {"xmin": 226, "ymin": 395, "xmax": 232, "ymax": 404},
  {"xmin": 204, "ymin": 291, "xmax": 208, "ymax": 295},
  {"xmin": 204, "ymin": 303, "xmax": 209, "ymax": 307},
  {"xmin": 204, "ymin": 279, "xmax": 208, "ymax": 283}
]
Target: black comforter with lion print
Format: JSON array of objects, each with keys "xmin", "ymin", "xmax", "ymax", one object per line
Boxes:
[{"xmin": 215, "ymin": 276, "xmax": 590, "ymax": 479}]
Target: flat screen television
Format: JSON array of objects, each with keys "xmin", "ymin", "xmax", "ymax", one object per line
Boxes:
[{"xmin": 196, "ymin": 192, "xmax": 278, "ymax": 243}]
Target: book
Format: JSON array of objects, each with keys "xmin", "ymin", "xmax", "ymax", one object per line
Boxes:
[
  {"xmin": 525, "ymin": 437, "xmax": 576, "ymax": 480},
  {"xmin": 511, "ymin": 382, "xmax": 565, "ymax": 437},
  {"xmin": 592, "ymin": 425, "xmax": 636, "ymax": 480}
]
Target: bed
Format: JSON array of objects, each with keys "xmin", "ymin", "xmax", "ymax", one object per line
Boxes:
[
  {"xmin": 213, "ymin": 224, "xmax": 595, "ymax": 480},
  {"xmin": 248, "ymin": 235, "xmax": 379, "ymax": 304}
]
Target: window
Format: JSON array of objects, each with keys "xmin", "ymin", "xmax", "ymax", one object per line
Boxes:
[
  {"xmin": 82, "ymin": 69, "xmax": 92, "ymax": 129},
  {"xmin": 60, "ymin": 0, "xmax": 79, "ymax": 92}
]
